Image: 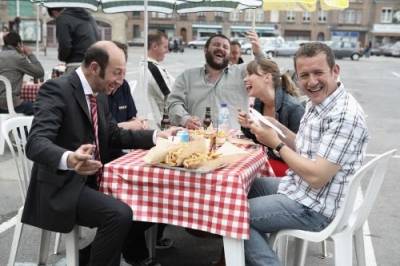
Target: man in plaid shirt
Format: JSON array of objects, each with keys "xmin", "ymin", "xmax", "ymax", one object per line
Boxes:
[{"xmin": 243, "ymin": 42, "xmax": 369, "ymax": 266}]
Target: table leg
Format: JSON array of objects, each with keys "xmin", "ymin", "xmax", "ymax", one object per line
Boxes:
[{"xmin": 223, "ymin": 237, "xmax": 245, "ymax": 266}]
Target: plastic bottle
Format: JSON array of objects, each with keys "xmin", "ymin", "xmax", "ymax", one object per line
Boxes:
[{"xmin": 217, "ymin": 103, "xmax": 230, "ymax": 136}]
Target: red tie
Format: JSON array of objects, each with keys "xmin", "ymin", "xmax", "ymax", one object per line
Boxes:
[{"xmin": 89, "ymin": 95, "xmax": 102, "ymax": 183}]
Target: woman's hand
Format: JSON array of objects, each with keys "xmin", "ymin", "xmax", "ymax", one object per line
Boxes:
[{"xmin": 237, "ymin": 109, "xmax": 252, "ymax": 128}]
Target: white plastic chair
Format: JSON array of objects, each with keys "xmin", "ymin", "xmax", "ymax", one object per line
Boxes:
[
  {"xmin": 0, "ymin": 75, "xmax": 23, "ymax": 155},
  {"xmin": 3, "ymin": 116, "xmax": 79, "ymax": 266},
  {"xmin": 270, "ymin": 149, "xmax": 396, "ymax": 266}
]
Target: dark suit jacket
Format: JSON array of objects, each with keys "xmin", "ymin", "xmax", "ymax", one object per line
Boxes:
[{"xmin": 21, "ymin": 71, "xmax": 155, "ymax": 233}]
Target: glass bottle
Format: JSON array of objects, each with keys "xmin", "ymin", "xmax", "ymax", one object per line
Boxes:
[
  {"xmin": 203, "ymin": 106, "xmax": 212, "ymax": 129},
  {"xmin": 160, "ymin": 108, "xmax": 171, "ymax": 130}
]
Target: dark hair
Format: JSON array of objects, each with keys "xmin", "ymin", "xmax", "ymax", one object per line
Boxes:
[
  {"xmin": 230, "ymin": 40, "xmax": 241, "ymax": 48},
  {"xmin": 47, "ymin": 7, "xmax": 64, "ymax": 18},
  {"xmin": 247, "ymin": 58, "xmax": 299, "ymax": 97},
  {"xmin": 148, "ymin": 31, "xmax": 168, "ymax": 50},
  {"xmin": 112, "ymin": 40, "xmax": 128, "ymax": 60},
  {"xmin": 294, "ymin": 42, "xmax": 335, "ymax": 71},
  {"xmin": 204, "ymin": 34, "xmax": 230, "ymax": 49},
  {"xmin": 84, "ymin": 46, "xmax": 109, "ymax": 78},
  {"xmin": 3, "ymin": 31, "xmax": 21, "ymax": 47}
]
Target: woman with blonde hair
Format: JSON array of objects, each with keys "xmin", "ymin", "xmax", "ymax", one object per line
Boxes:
[{"xmin": 238, "ymin": 58, "xmax": 305, "ymax": 176}]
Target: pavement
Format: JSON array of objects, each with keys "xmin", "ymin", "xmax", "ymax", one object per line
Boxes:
[{"xmin": 1, "ymin": 47, "xmax": 400, "ymax": 266}]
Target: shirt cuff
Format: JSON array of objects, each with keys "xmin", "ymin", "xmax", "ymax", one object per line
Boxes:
[
  {"xmin": 58, "ymin": 151, "xmax": 73, "ymax": 170},
  {"xmin": 152, "ymin": 130, "xmax": 158, "ymax": 144}
]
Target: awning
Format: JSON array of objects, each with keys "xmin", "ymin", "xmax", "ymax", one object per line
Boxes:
[
  {"xmin": 192, "ymin": 24, "xmax": 222, "ymax": 29},
  {"xmin": 231, "ymin": 25, "xmax": 276, "ymax": 33}
]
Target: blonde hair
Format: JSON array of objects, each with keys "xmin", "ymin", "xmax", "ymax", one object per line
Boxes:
[{"xmin": 246, "ymin": 58, "xmax": 299, "ymax": 97}]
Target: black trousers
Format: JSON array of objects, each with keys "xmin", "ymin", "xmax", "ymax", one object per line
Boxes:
[{"xmin": 76, "ymin": 185, "xmax": 133, "ymax": 266}]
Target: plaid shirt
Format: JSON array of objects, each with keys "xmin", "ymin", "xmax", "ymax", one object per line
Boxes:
[{"xmin": 278, "ymin": 83, "xmax": 369, "ymax": 220}]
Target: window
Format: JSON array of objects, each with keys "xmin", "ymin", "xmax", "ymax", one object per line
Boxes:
[
  {"xmin": 132, "ymin": 11, "xmax": 140, "ymax": 17},
  {"xmin": 338, "ymin": 9, "xmax": 362, "ymax": 24},
  {"xmin": 244, "ymin": 10, "xmax": 253, "ymax": 22},
  {"xmin": 318, "ymin": 10, "xmax": 327, "ymax": 23},
  {"xmin": 286, "ymin": 11, "xmax": 295, "ymax": 22},
  {"xmin": 303, "ymin": 12, "xmax": 311, "ymax": 22},
  {"xmin": 381, "ymin": 8, "xmax": 393, "ymax": 23},
  {"xmin": 256, "ymin": 9, "xmax": 264, "ymax": 22},
  {"xmin": 230, "ymin": 10, "xmax": 240, "ymax": 21},
  {"xmin": 270, "ymin": 10, "xmax": 279, "ymax": 23}
]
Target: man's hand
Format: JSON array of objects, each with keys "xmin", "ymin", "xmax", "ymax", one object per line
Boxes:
[
  {"xmin": 249, "ymin": 122, "xmax": 281, "ymax": 149},
  {"xmin": 157, "ymin": 126, "xmax": 182, "ymax": 139},
  {"xmin": 67, "ymin": 144, "xmax": 102, "ymax": 176},
  {"xmin": 118, "ymin": 117, "xmax": 148, "ymax": 130},
  {"xmin": 246, "ymin": 31, "xmax": 262, "ymax": 56},
  {"xmin": 17, "ymin": 44, "xmax": 33, "ymax": 56},
  {"xmin": 184, "ymin": 116, "xmax": 202, "ymax": 129}
]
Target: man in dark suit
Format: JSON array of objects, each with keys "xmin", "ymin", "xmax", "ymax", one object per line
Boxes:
[{"xmin": 22, "ymin": 41, "xmax": 172, "ymax": 266}]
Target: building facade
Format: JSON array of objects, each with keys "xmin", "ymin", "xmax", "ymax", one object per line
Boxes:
[{"xmin": 0, "ymin": 0, "xmax": 399, "ymax": 50}]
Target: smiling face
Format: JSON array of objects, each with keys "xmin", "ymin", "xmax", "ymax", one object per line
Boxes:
[
  {"xmin": 93, "ymin": 45, "xmax": 126, "ymax": 95},
  {"xmin": 244, "ymin": 67, "xmax": 269, "ymax": 97},
  {"xmin": 295, "ymin": 52, "xmax": 339, "ymax": 105},
  {"xmin": 204, "ymin": 36, "xmax": 230, "ymax": 70}
]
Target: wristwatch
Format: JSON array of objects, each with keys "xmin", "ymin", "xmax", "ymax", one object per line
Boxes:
[{"xmin": 273, "ymin": 142, "xmax": 286, "ymax": 156}]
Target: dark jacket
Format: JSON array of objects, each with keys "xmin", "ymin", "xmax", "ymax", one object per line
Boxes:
[
  {"xmin": 56, "ymin": 8, "xmax": 100, "ymax": 63},
  {"xmin": 21, "ymin": 71, "xmax": 154, "ymax": 233},
  {"xmin": 242, "ymin": 87, "xmax": 305, "ymax": 160}
]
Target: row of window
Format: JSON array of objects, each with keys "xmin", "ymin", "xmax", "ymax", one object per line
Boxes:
[{"xmin": 136, "ymin": 7, "xmax": 397, "ymax": 25}]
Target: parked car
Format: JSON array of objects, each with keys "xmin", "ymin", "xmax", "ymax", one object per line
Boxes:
[
  {"xmin": 240, "ymin": 41, "xmax": 253, "ymax": 55},
  {"xmin": 260, "ymin": 36, "xmax": 285, "ymax": 57},
  {"xmin": 329, "ymin": 41, "xmax": 363, "ymax": 60},
  {"xmin": 388, "ymin": 41, "xmax": 400, "ymax": 57},
  {"xmin": 274, "ymin": 41, "xmax": 301, "ymax": 57},
  {"xmin": 187, "ymin": 37, "xmax": 208, "ymax": 49}
]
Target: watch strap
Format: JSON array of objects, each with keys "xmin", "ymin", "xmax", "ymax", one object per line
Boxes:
[{"xmin": 275, "ymin": 142, "xmax": 285, "ymax": 153}]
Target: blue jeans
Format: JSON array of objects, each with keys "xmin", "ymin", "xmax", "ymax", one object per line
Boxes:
[{"xmin": 245, "ymin": 177, "xmax": 331, "ymax": 266}]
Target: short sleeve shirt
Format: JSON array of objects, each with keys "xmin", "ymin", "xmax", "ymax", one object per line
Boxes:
[{"xmin": 278, "ymin": 83, "xmax": 369, "ymax": 220}]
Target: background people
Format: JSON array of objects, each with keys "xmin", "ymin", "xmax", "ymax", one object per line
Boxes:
[
  {"xmin": 238, "ymin": 58, "xmax": 305, "ymax": 176},
  {"xmin": 48, "ymin": 7, "xmax": 100, "ymax": 73},
  {"xmin": 167, "ymin": 31, "xmax": 264, "ymax": 130},
  {"xmin": 229, "ymin": 40, "xmax": 244, "ymax": 65},
  {"xmin": 0, "ymin": 31, "xmax": 44, "ymax": 115},
  {"xmin": 243, "ymin": 42, "xmax": 369, "ymax": 266}
]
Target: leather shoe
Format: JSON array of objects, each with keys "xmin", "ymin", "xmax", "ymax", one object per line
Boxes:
[{"xmin": 125, "ymin": 257, "xmax": 161, "ymax": 266}]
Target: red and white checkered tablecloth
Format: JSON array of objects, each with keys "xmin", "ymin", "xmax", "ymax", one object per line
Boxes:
[
  {"xmin": 21, "ymin": 82, "xmax": 41, "ymax": 102},
  {"xmin": 101, "ymin": 147, "xmax": 269, "ymax": 240}
]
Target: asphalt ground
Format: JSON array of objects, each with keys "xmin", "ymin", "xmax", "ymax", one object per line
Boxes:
[{"xmin": 1, "ymin": 47, "xmax": 399, "ymax": 266}]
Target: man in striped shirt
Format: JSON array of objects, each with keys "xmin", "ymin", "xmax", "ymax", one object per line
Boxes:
[{"xmin": 243, "ymin": 42, "xmax": 369, "ymax": 266}]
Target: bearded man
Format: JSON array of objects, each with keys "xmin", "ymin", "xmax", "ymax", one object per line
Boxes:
[{"xmin": 167, "ymin": 32, "xmax": 264, "ymax": 129}]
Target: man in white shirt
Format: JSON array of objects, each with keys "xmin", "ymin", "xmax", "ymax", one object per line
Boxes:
[{"xmin": 138, "ymin": 31, "xmax": 175, "ymax": 130}]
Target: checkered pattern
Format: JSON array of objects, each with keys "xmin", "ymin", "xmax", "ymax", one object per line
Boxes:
[
  {"xmin": 21, "ymin": 83, "xmax": 41, "ymax": 102},
  {"xmin": 101, "ymin": 148, "xmax": 267, "ymax": 240}
]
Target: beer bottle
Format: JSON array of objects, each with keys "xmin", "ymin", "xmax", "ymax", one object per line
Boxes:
[
  {"xmin": 160, "ymin": 108, "xmax": 171, "ymax": 130},
  {"xmin": 203, "ymin": 106, "xmax": 212, "ymax": 129}
]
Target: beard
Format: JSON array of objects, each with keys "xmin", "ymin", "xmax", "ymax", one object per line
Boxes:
[{"xmin": 205, "ymin": 50, "xmax": 229, "ymax": 70}]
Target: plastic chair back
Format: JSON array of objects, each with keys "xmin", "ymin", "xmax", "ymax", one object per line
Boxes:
[
  {"xmin": 0, "ymin": 75, "xmax": 17, "ymax": 115},
  {"xmin": 333, "ymin": 149, "xmax": 396, "ymax": 236},
  {"xmin": 1, "ymin": 116, "xmax": 34, "ymax": 201}
]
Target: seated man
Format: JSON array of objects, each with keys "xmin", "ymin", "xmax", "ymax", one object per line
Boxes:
[
  {"xmin": 167, "ymin": 31, "xmax": 263, "ymax": 130},
  {"xmin": 21, "ymin": 41, "xmax": 175, "ymax": 266},
  {"xmin": 243, "ymin": 42, "xmax": 369, "ymax": 266},
  {"xmin": 0, "ymin": 31, "xmax": 44, "ymax": 115}
]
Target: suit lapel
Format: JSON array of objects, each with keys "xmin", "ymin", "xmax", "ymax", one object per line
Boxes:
[{"xmin": 70, "ymin": 72, "xmax": 92, "ymax": 125}]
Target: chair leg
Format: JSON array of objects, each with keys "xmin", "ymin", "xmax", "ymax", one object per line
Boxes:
[
  {"xmin": 293, "ymin": 238, "xmax": 308, "ymax": 266},
  {"xmin": 332, "ymin": 233, "xmax": 353, "ymax": 266},
  {"xmin": 53, "ymin": 232, "xmax": 62, "ymax": 255},
  {"xmin": 320, "ymin": 240, "xmax": 329, "ymax": 259},
  {"xmin": 354, "ymin": 228, "xmax": 366, "ymax": 266},
  {"xmin": 0, "ymin": 117, "xmax": 5, "ymax": 155},
  {"xmin": 273, "ymin": 235, "xmax": 288, "ymax": 266},
  {"xmin": 145, "ymin": 224, "xmax": 158, "ymax": 259},
  {"xmin": 38, "ymin": 229, "xmax": 52, "ymax": 265},
  {"xmin": 65, "ymin": 226, "xmax": 79, "ymax": 266},
  {"xmin": 7, "ymin": 207, "xmax": 24, "ymax": 266}
]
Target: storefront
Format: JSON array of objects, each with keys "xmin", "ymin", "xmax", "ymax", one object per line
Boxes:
[
  {"xmin": 192, "ymin": 24, "xmax": 222, "ymax": 39},
  {"xmin": 230, "ymin": 25, "xmax": 278, "ymax": 38},
  {"xmin": 371, "ymin": 24, "xmax": 400, "ymax": 46}
]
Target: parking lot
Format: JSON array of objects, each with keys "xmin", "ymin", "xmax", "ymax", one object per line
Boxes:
[{"xmin": 0, "ymin": 47, "xmax": 399, "ymax": 266}]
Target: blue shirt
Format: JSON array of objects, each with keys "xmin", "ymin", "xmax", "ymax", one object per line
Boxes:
[{"xmin": 108, "ymin": 80, "xmax": 137, "ymax": 123}]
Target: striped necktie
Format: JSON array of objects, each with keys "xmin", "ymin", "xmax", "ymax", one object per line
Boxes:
[{"xmin": 89, "ymin": 94, "xmax": 102, "ymax": 183}]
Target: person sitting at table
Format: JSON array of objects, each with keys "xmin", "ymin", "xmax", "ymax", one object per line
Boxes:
[
  {"xmin": 167, "ymin": 31, "xmax": 264, "ymax": 130},
  {"xmin": 243, "ymin": 42, "xmax": 369, "ymax": 266},
  {"xmin": 0, "ymin": 31, "xmax": 44, "ymax": 115},
  {"xmin": 238, "ymin": 58, "xmax": 305, "ymax": 176},
  {"xmin": 21, "ymin": 41, "xmax": 177, "ymax": 266}
]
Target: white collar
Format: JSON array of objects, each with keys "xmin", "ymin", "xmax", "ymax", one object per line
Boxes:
[{"xmin": 76, "ymin": 67, "xmax": 96, "ymax": 96}]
